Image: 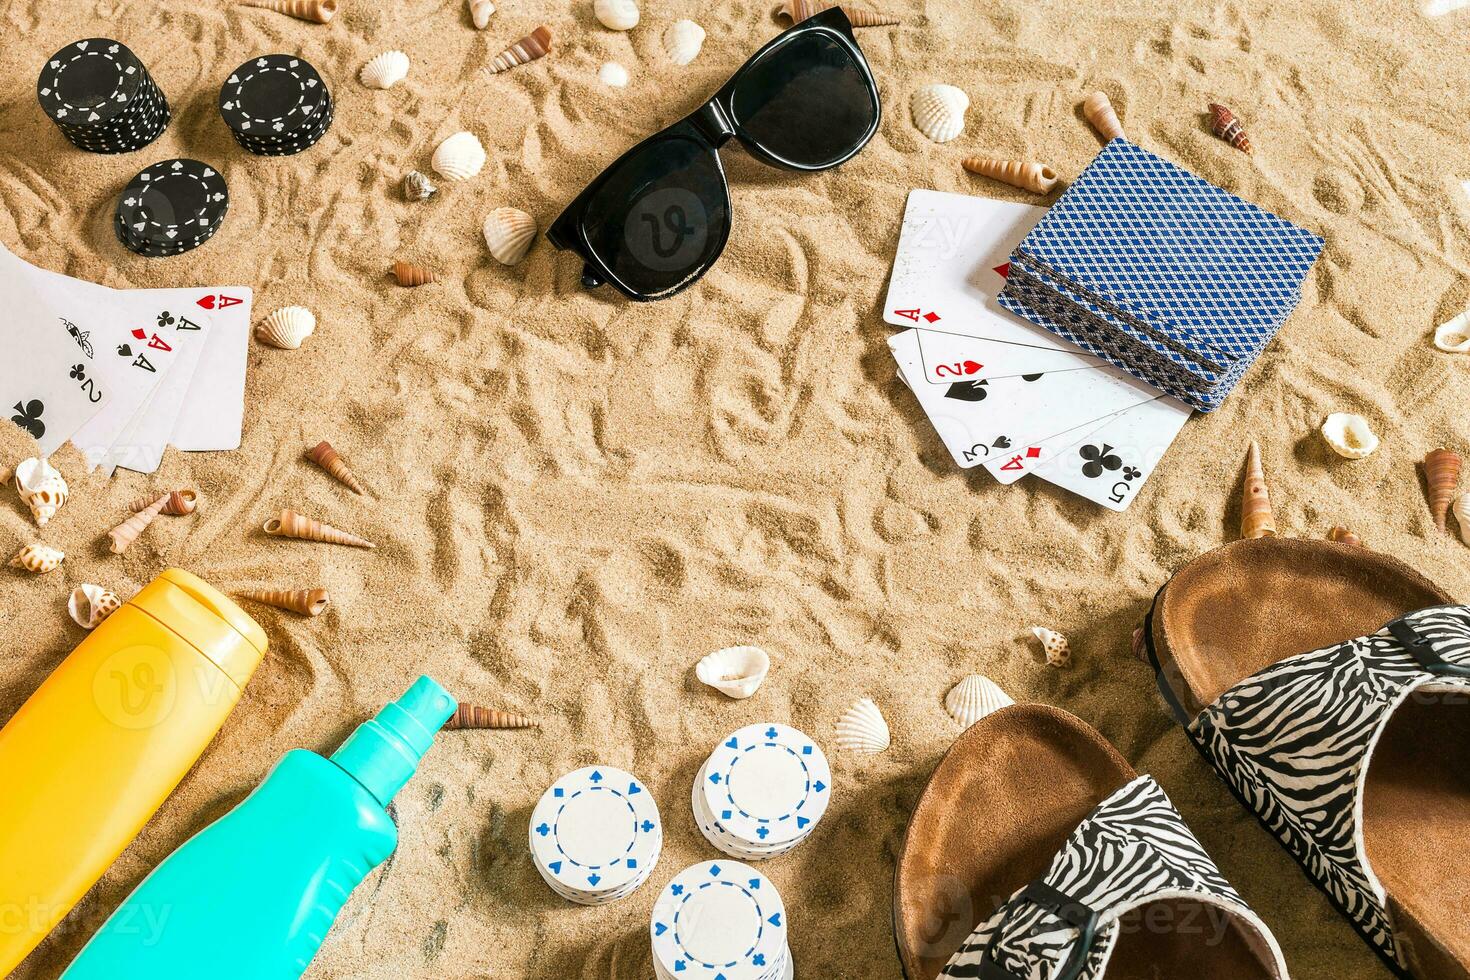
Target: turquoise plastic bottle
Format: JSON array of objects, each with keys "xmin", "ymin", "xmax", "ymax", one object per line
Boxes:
[{"xmin": 61, "ymin": 676, "xmax": 456, "ymax": 979}]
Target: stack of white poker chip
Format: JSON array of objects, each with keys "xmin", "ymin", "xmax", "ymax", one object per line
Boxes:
[
  {"xmin": 651, "ymin": 860, "xmax": 793, "ymax": 980},
  {"xmin": 528, "ymin": 765, "xmax": 662, "ymax": 906},
  {"xmin": 693, "ymin": 723, "xmax": 832, "ymax": 861}
]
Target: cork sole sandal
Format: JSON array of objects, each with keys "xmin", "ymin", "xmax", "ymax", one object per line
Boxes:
[
  {"xmin": 1140, "ymin": 536, "xmax": 1470, "ymax": 979},
  {"xmin": 893, "ymin": 703, "xmax": 1288, "ymax": 980}
]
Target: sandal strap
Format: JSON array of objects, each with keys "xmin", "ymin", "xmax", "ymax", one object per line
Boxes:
[
  {"xmin": 940, "ymin": 775, "xmax": 1286, "ymax": 980},
  {"xmin": 1186, "ymin": 603, "xmax": 1470, "ymax": 970}
]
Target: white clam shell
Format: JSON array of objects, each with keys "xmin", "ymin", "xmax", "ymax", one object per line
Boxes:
[
  {"xmin": 1434, "ymin": 312, "xmax": 1470, "ymax": 353},
  {"xmin": 835, "ymin": 697, "xmax": 890, "ymax": 754},
  {"xmin": 910, "ymin": 83, "xmax": 969, "ymax": 143},
  {"xmin": 254, "ymin": 306, "xmax": 316, "ymax": 350},
  {"xmin": 14, "ymin": 457, "xmax": 67, "ymax": 527},
  {"xmin": 663, "ymin": 19, "xmax": 705, "ymax": 65},
  {"xmin": 482, "ymin": 207, "xmax": 537, "ymax": 266},
  {"xmin": 359, "ymin": 50, "xmax": 409, "ymax": 89},
  {"xmin": 1320, "ymin": 412, "xmax": 1379, "ymax": 459},
  {"xmin": 1454, "ymin": 492, "xmax": 1470, "ymax": 544},
  {"xmin": 431, "ymin": 130, "xmax": 487, "ymax": 182},
  {"xmin": 593, "ymin": 0, "xmax": 639, "ymax": 30},
  {"xmin": 1031, "ymin": 626, "xmax": 1071, "ymax": 667},
  {"xmin": 944, "ymin": 674, "xmax": 1014, "ymax": 728},
  {"xmin": 695, "ymin": 645, "xmax": 770, "ymax": 699},
  {"xmin": 468, "ymin": 0, "xmax": 495, "ymax": 28},
  {"xmin": 599, "ymin": 61, "xmax": 630, "ymax": 88},
  {"xmin": 68, "ymin": 583, "xmax": 121, "ymax": 630},
  {"xmin": 10, "ymin": 543, "xmax": 63, "ymax": 574}
]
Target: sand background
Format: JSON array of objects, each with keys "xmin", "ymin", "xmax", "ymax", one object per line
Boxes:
[{"xmin": 2, "ymin": 0, "xmax": 1469, "ymax": 976}]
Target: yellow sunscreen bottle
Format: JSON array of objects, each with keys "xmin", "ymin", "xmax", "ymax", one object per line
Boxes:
[{"xmin": 0, "ymin": 568, "xmax": 267, "ymax": 975}]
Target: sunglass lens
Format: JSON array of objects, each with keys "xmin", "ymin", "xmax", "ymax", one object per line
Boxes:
[
  {"xmin": 581, "ymin": 135, "xmax": 730, "ymax": 298},
  {"xmin": 730, "ymin": 30, "xmax": 878, "ymax": 169}
]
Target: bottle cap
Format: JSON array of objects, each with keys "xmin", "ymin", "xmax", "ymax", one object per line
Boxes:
[
  {"xmin": 128, "ymin": 568, "xmax": 268, "ymax": 691},
  {"xmin": 330, "ymin": 676, "xmax": 455, "ymax": 807}
]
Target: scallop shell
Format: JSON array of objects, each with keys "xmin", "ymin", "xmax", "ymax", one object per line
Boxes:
[
  {"xmin": 10, "ymin": 543, "xmax": 63, "ymax": 574},
  {"xmin": 695, "ymin": 645, "xmax": 770, "ymax": 699},
  {"xmin": 236, "ymin": 588, "xmax": 331, "ymax": 616},
  {"xmin": 1208, "ymin": 102, "xmax": 1252, "ymax": 154},
  {"xmin": 68, "ymin": 583, "xmax": 122, "ymax": 629},
  {"xmin": 308, "ymin": 440, "xmax": 365, "ymax": 494},
  {"xmin": 774, "ymin": 0, "xmax": 899, "ymax": 27},
  {"xmin": 442, "ymin": 704, "xmax": 538, "ymax": 729},
  {"xmin": 1083, "ymin": 90, "xmax": 1124, "ymax": 142},
  {"xmin": 1455, "ymin": 492, "xmax": 1470, "ymax": 544},
  {"xmin": 1031, "ymin": 626, "xmax": 1071, "ymax": 667},
  {"xmin": 126, "ymin": 489, "xmax": 197, "ymax": 516},
  {"xmin": 944, "ymin": 674, "xmax": 1014, "ymax": 728},
  {"xmin": 1425, "ymin": 448, "xmax": 1462, "ymax": 532},
  {"xmin": 360, "ymin": 50, "xmax": 409, "ymax": 90},
  {"xmin": 599, "ymin": 61, "xmax": 630, "ymax": 88},
  {"xmin": 909, "ymin": 84, "xmax": 968, "ymax": 143},
  {"xmin": 240, "ymin": 0, "xmax": 337, "ymax": 24},
  {"xmin": 468, "ymin": 0, "xmax": 495, "ymax": 28},
  {"xmin": 14, "ymin": 456, "xmax": 68, "ymax": 527},
  {"xmin": 594, "ymin": 0, "xmax": 639, "ymax": 31},
  {"xmin": 489, "ymin": 26, "xmax": 553, "ymax": 73},
  {"xmin": 255, "ymin": 306, "xmax": 316, "ymax": 350},
  {"xmin": 431, "ymin": 131, "xmax": 487, "ymax": 182},
  {"xmin": 390, "ymin": 260, "xmax": 437, "ymax": 286},
  {"xmin": 402, "ymin": 170, "xmax": 437, "ymax": 201},
  {"xmin": 482, "ymin": 207, "xmax": 537, "ymax": 266},
  {"xmin": 263, "ymin": 508, "xmax": 376, "ymax": 548},
  {"xmin": 961, "ymin": 158, "xmax": 1058, "ymax": 194},
  {"xmin": 109, "ymin": 494, "xmax": 169, "ymax": 554},
  {"xmin": 1320, "ymin": 413, "xmax": 1378, "ymax": 460},
  {"xmin": 663, "ymin": 19, "xmax": 706, "ymax": 66},
  {"xmin": 1434, "ymin": 312, "xmax": 1470, "ymax": 353},
  {"xmin": 1241, "ymin": 440, "xmax": 1276, "ymax": 540},
  {"xmin": 835, "ymin": 697, "xmax": 890, "ymax": 754}
]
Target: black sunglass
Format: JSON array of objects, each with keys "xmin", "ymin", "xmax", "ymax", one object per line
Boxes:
[{"xmin": 548, "ymin": 7, "xmax": 881, "ymax": 302}]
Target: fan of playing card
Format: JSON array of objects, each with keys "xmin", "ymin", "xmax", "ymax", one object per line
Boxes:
[{"xmin": 0, "ymin": 242, "xmax": 252, "ymax": 475}]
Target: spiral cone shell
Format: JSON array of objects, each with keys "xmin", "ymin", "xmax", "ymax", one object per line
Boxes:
[
  {"xmin": 1424, "ymin": 448, "xmax": 1462, "ymax": 532},
  {"xmin": 593, "ymin": 0, "xmax": 639, "ymax": 31},
  {"xmin": 126, "ymin": 489, "xmax": 197, "ymax": 516},
  {"xmin": 255, "ymin": 306, "xmax": 316, "ymax": 350},
  {"xmin": 1031, "ymin": 626, "xmax": 1071, "ymax": 667},
  {"xmin": 482, "ymin": 207, "xmax": 537, "ymax": 266},
  {"xmin": 240, "ymin": 0, "xmax": 337, "ymax": 23},
  {"xmin": 431, "ymin": 131, "xmax": 486, "ymax": 182},
  {"xmin": 10, "ymin": 543, "xmax": 63, "ymax": 574},
  {"xmin": 237, "ymin": 588, "xmax": 331, "ymax": 616},
  {"xmin": 489, "ymin": 26, "xmax": 553, "ymax": 73},
  {"xmin": 774, "ymin": 0, "xmax": 898, "ymax": 26},
  {"xmin": 1327, "ymin": 525, "xmax": 1362, "ymax": 547},
  {"xmin": 469, "ymin": 0, "xmax": 495, "ymax": 28},
  {"xmin": 662, "ymin": 20, "xmax": 705, "ymax": 66},
  {"xmin": 1208, "ymin": 103, "xmax": 1252, "ymax": 154},
  {"xmin": 14, "ymin": 457, "xmax": 68, "ymax": 527},
  {"xmin": 360, "ymin": 50, "xmax": 409, "ymax": 90},
  {"xmin": 69, "ymin": 584, "xmax": 122, "ymax": 629},
  {"xmin": 390, "ymin": 260, "xmax": 437, "ymax": 286},
  {"xmin": 1240, "ymin": 441, "xmax": 1276, "ymax": 539},
  {"xmin": 835, "ymin": 697, "xmax": 890, "ymax": 753},
  {"xmin": 1083, "ymin": 90, "xmax": 1124, "ymax": 142},
  {"xmin": 263, "ymin": 508, "xmax": 376, "ymax": 549},
  {"xmin": 961, "ymin": 158, "xmax": 1058, "ymax": 194},
  {"xmin": 308, "ymin": 441, "xmax": 365, "ymax": 494},
  {"xmin": 442, "ymin": 704, "xmax": 538, "ymax": 729},
  {"xmin": 109, "ymin": 494, "xmax": 169, "ymax": 554}
]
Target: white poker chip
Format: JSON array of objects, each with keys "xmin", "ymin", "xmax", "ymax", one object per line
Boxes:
[
  {"xmin": 691, "ymin": 762, "xmax": 804, "ymax": 861},
  {"xmin": 529, "ymin": 765, "xmax": 661, "ymax": 905},
  {"xmin": 651, "ymin": 861, "xmax": 789, "ymax": 980},
  {"xmin": 698, "ymin": 723, "xmax": 831, "ymax": 851}
]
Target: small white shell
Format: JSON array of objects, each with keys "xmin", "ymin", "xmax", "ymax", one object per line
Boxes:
[
  {"xmin": 593, "ymin": 0, "xmax": 639, "ymax": 30},
  {"xmin": 402, "ymin": 170, "xmax": 436, "ymax": 201},
  {"xmin": 944, "ymin": 674, "xmax": 1014, "ymax": 728},
  {"xmin": 68, "ymin": 583, "xmax": 122, "ymax": 630},
  {"xmin": 431, "ymin": 130, "xmax": 487, "ymax": 182},
  {"xmin": 14, "ymin": 456, "xmax": 68, "ymax": 527},
  {"xmin": 910, "ymin": 84, "xmax": 968, "ymax": 143},
  {"xmin": 599, "ymin": 61, "xmax": 630, "ymax": 88},
  {"xmin": 1031, "ymin": 626, "xmax": 1071, "ymax": 667},
  {"xmin": 482, "ymin": 207, "xmax": 537, "ymax": 266},
  {"xmin": 835, "ymin": 697, "xmax": 890, "ymax": 754},
  {"xmin": 1320, "ymin": 412, "xmax": 1379, "ymax": 459},
  {"xmin": 663, "ymin": 19, "xmax": 706, "ymax": 66},
  {"xmin": 1434, "ymin": 312, "xmax": 1470, "ymax": 353},
  {"xmin": 254, "ymin": 306, "xmax": 316, "ymax": 350},
  {"xmin": 695, "ymin": 645, "xmax": 770, "ymax": 699},
  {"xmin": 1454, "ymin": 492, "xmax": 1470, "ymax": 544},
  {"xmin": 10, "ymin": 543, "xmax": 63, "ymax": 574},
  {"xmin": 468, "ymin": 0, "xmax": 495, "ymax": 28},
  {"xmin": 359, "ymin": 50, "xmax": 409, "ymax": 90}
]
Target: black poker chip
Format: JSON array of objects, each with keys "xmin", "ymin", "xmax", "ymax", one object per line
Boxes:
[
  {"xmin": 38, "ymin": 38, "xmax": 168, "ymax": 154},
  {"xmin": 114, "ymin": 159, "xmax": 229, "ymax": 258},
  {"xmin": 218, "ymin": 54, "xmax": 333, "ymax": 157}
]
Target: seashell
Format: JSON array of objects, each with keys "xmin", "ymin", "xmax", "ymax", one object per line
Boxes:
[
  {"xmin": 1240, "ymin": 440, "xmax": 1277, "ymax": 540},
  {"xmin": 1208, "ymin": 103, "xmax": 1252, "ymax": 154},
  {"xmin": 108, "ymin": 493, "xmax": 169, "ymax": 554},
  {"xmin": 1327, "ymin": 525, "xmax": 1363, "ymax": 547},
  {"xmin": 469, "ymin": 0, "xmax": 495, "ymax": 28},
  {"xmin": 961, "ymin": 158, "xmax": 1058, "ymax": 194},
  {"xmin": 1130, "ymin": 626, "xmax": 1147, "ymax": 662},
  {"xmin": 263, "ymin": 508, "xmax": 376, "ymax": 549},
  {"xmin": 390, "ymin": 260, "xmax": 437, "ymax": 286},
  {"xmin": 360, "ymin": 50, "xmax": 409, "ymax": 90},
  {"xmin": 14, "ymin": 456, "xmax": 68, "ymax": 527},
  {"xmin": 68, "ymin": 584, "xmax": 121, "ymax": 629},
  {"xmin": 835, "ymin": 697, "xmax": 890, "ymax": 754},
  {"xmin": 599, "ymin": 61, "xmax": 630, "ymax": 88},
  {"xmin": 1320, "ymin": 413, "xmax": 1378, "ymax": 460},
  {"xmin": 1455, "ymin": 493, "xmax": 1470, "ymax": 545},
  {"xmin": 593, "ymin": 0, "xmax": 639, "ymax": 31},
  {"xmin": 774, "ymin": 0, "xmax": 899, "ymax": 27},
  {"xmin": 255, "ymin": 306, "xmax": 316, "ymax": 350},
  {"xmin": 236, "ymin": 588, "xmax": 331, "ymax": 616},
  {"xmin": 10, "ymin": 543, "xmax": 63, "ymax": 574},
  {"xmin": 909, "ymin": 84, "xmax": 968, "ymax": 143},
  {"xmin": 1082, "ymin": 90, "xmax": 1124, "ymax": 142},
  {"xmin": 489, "ymin": 25, "xmax": 553, "ymax": 73},
  {"xmin": 442, "ymin": 704, "xmax": 538, "ymax": 729},
  {"xmin": 308, "ymin": 440, "xmax": 365, "ymax": 494},
  {"xmin": 695, "ymin": 645, "xmax": 770, "ymax": 699},
  {"xmin": 1031, "ymin": 626, "xmax": 1071, "ymax": 667},
  {"xmin": 482, "ymin": 207, "xmax": 537, "ymax": 266},
  {"xmin": 431, "ymin": 131, "xmax": 487, "ymax": 182},
  {"xmin": 126, "ymin": 489, "xmax": 197, "ymax": 516},
  {"xmin": 944, "ymin": 674, "xmax": 1014, "ymax": 728},
  {"xmin": 1424, "ymin": 448, "xmax": 1462, "ymax": 532},
  {"xmin": 1434, "ymin": 312, "xmax": 1470, "ymax": 353},
  {"xmin": 662, "ymin": 19, "xmax": 705, "ymax": 66},
  {"xmin": 240, "ymin": 0, "xmax": 337, "ymax": 23},
  {"xmin": 402, "ymin": 170, "xmax": 436, "ymax": 201}
]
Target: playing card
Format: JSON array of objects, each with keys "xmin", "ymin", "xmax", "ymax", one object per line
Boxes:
[
  {"xmin": 108, "ymin": 299, "xmax": 215, "ymax": 474},
  {"xmin": 171, "ymin": 288, "xmax": 252, "ymax": 452},
  {"xmin": 913, "ymin": 327, "xmax": 1101, "ymax": 384},
  {"xmin": 981, "ymin": 406, "xmax": 1133, "ymax": 485},
  {"xmin": 1028, "ymin": 395, "xmax": 1193, "ymax": 511}
]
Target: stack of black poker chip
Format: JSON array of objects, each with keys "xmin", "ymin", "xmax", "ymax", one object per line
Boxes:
[
  {"xmin": 37, "ymin": 38, "xmax": 169, "ymax": 154},
  {"xmin": 218, "ymin": 54, "xmax": 334, "ymax": 157},
  {"xmin": 114, "ymin": 159, "xmax": 229, "ymax": 258}
]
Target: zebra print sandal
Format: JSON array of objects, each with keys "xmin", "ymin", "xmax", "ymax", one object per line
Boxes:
[
  {"xmin": 1141, "ymin": 536, "xmax": 1470, "ymax": 979},
  {"xmin": 894, "ymin": 703, "xmax": 1288, "ymax": 980}
]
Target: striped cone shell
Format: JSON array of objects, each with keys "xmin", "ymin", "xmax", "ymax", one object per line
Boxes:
[
  {"xmin": 126, "ymin": 489, "xmax": 197, "ymax": 516},
  {"xmin": 961, "ymin": 158, "xmax": 1058, "ymax": 194},
  {"xmin": 1424, "ymin": 448, "xmax": 1462, "ymax": 532},
  {"xmin": 774, "ymin": 0, "xmax": 899, "ymax": 26},
  {"xmin": 488, "ymin": 26, "xmax": 552, "ymax": 73},
  {"xmin": 442, "ymin": 704, "xmax": 538, "ymax": 729},
  {"xmin": 237, "ymin": 588, "xmax": 331, "ymax": 616},
  {"xmin": 263, "ymin": 508, "xmax": 376, "ymax": 549},
  {"xmin": 390, "ymin": 260, "xmax": 437, "ymax": 286},
  {"xmin": 1208, "ymin": 103, "xmax": 1252, "ymax": 154},
  {"xmin": 1327, "ymin": 525, "xmax": 1362, "ymax": 547},
  {"xmin": 240, "ymin": 0, "xmax": 337, "ymax": 23},
  {"xmin": 1083, "ymin": 90, "xmax": 1124, "ymax": 142},
  {"xmin": 308, "ymin": 441, "xmax": 364, "ymax": 494},
  {"xmin": 1240, "ymin": 441, "xmax": 1277, "ymax": 540},
  {"xmin": 108, "ymin": 494, "xmax": 169, "ymax": 554}
]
